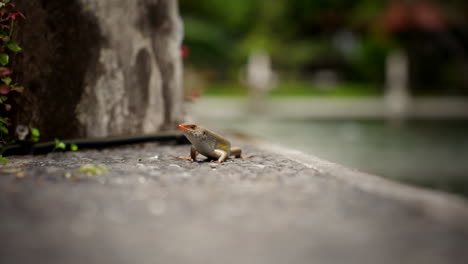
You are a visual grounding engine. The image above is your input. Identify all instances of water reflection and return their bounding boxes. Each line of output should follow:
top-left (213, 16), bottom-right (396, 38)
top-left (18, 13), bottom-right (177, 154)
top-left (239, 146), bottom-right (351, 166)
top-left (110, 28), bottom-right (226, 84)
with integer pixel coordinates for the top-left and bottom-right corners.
top-left (204, 117), bottom-right (468, 197)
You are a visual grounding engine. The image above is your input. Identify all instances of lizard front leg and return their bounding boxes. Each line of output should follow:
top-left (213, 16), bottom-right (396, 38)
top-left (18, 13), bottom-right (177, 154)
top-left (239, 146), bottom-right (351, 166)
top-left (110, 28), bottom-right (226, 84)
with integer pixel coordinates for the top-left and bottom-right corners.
top-left (176, 145), bottom-right (199, 161)
top-left (190, 146), bottom-right (199, 161)
top-left (213, 149), bottom-right (228, 163)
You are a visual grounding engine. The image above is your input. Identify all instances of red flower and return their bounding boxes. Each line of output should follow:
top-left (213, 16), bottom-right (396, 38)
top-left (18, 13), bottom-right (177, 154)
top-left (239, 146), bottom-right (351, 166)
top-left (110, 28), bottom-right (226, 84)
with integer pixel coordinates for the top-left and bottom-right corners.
top-left (181, 45), bottom-right (189, 59)
top-left (0, 67), bottom-right (12, 77)
top-left (0, 85), bottom-right (10, 95)
top-left (7, 11), bottom-right (25, 20)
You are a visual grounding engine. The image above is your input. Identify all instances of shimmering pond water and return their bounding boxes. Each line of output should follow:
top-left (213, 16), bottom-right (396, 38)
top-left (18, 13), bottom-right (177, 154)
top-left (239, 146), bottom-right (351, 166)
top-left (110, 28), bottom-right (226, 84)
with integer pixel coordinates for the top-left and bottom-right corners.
top-left (213, 118), bottom-right (468, 197)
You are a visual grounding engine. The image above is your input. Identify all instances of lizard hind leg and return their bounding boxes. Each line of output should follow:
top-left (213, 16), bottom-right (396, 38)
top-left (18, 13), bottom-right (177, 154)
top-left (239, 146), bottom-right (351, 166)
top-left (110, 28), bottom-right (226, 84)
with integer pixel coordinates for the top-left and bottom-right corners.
top-left (213, 149), bottom-right (228, 163)
top-left (230, 147), bottom-right (242, 158)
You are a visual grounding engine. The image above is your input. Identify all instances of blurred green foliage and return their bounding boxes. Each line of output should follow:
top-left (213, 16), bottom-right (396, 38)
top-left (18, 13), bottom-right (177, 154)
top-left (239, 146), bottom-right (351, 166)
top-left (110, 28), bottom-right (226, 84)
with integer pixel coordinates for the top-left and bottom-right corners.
top-left (202, 81), bottom-right (380, 97)
top-left (204, 81), bottom-right (382, 97)
top-left (181, 0), bottom-right (387, 73)
top-left (180, 0), bottom-right (468, 95)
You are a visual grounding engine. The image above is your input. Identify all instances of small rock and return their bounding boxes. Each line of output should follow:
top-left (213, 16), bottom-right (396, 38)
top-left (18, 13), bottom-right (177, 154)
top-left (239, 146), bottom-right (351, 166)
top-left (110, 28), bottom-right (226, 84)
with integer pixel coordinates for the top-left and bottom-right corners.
top-left (148, 155), bottom-right (160, 161)
top-left (64, 172), bottom-right (72, 179)
top-left (14, 171), bottom-right (25, 179)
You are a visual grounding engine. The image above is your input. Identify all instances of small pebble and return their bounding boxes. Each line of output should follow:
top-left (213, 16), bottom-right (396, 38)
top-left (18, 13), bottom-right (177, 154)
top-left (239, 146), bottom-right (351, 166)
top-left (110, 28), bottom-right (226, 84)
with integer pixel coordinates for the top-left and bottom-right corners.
top-left (15, 172), bottom-right (25, 179)
top-left (148, 155), bottom-right (160, 161)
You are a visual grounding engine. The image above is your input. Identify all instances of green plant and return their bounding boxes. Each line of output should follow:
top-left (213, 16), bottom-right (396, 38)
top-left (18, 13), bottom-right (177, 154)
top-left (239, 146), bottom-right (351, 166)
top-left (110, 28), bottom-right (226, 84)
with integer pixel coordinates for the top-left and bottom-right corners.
top-left (0, 154), bottom-right (7, 164)
top-left (53, 138), bottom-right (79, 152)
top-left (79, 164), bottom-right (108, 176)
top-left (0, 0), bottom-right (24, 149)
top-left (70, 144), bottom-right (78, 151)
top-left (0, 116), bottom-right (9, 145)
top-left (54, 138), bottom-right (66, 151)
top-left (29, 127), bottom-right (39, 142)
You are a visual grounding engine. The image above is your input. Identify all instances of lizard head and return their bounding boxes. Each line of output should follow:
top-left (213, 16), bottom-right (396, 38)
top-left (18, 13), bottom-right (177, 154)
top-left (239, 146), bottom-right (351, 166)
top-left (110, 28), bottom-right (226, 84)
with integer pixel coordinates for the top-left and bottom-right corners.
top-left (177, 123), bottom-right (205, 138)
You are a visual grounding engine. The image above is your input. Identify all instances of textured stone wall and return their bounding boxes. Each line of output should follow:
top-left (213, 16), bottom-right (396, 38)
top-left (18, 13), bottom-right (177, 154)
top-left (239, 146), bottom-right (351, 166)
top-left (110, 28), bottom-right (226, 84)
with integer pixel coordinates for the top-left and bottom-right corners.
top-left (11, 0), bottom-right (184, 140)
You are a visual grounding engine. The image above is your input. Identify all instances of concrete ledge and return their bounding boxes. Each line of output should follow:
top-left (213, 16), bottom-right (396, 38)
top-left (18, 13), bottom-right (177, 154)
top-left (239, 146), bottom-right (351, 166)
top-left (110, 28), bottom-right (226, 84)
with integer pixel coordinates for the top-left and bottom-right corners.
top-left (256, 140), bottom-right (468, 226)
top-left (1, 142), bottom-right (467, 264)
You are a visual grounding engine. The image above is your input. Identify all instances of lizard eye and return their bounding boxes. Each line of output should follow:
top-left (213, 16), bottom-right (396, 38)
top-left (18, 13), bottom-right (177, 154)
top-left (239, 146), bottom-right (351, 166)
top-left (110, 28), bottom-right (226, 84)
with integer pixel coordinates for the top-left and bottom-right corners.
top-left (189, 125), bottom-right (197, 129)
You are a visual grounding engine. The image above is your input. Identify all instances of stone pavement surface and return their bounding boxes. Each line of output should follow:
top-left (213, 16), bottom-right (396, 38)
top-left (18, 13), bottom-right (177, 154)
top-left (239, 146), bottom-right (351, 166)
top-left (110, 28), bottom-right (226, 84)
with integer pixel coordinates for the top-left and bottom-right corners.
top-left (1, 143), bottom-right (468, 264)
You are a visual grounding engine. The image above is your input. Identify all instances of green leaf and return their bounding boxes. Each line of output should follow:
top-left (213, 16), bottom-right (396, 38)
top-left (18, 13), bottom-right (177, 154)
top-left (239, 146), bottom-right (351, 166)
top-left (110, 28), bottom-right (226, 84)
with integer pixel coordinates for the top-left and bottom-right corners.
top-left (0, 125), bottom-right (8, 135)
top-left (70, 144), bottom-right (78, 151)
top-left (30, 127), bottom-right (40, 142)
top-left (0, 155), bottom-right (8, 165)
top-left (1, 76), bottom-right (11, 85)
top-left (6, 41), bottom-right (22, 52)
top-left (30, 127), bottom-right (40, 137)
top-left (0, 53), bottom-right (9, 66)
top-left (54, 138), bottom-right (66, 150)
top-left (11, 86), bottom-right (24, 93)
top-left (79, 164), bottom-right (108, 176)
top-left (0, 117), bottom-right (8, 124)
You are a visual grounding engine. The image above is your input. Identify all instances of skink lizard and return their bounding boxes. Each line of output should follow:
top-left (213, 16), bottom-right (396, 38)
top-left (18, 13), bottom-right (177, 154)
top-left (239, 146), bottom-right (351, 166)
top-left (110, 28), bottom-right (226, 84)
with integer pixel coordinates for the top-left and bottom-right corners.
top-left (177, 123), bottom-right (242, 163)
